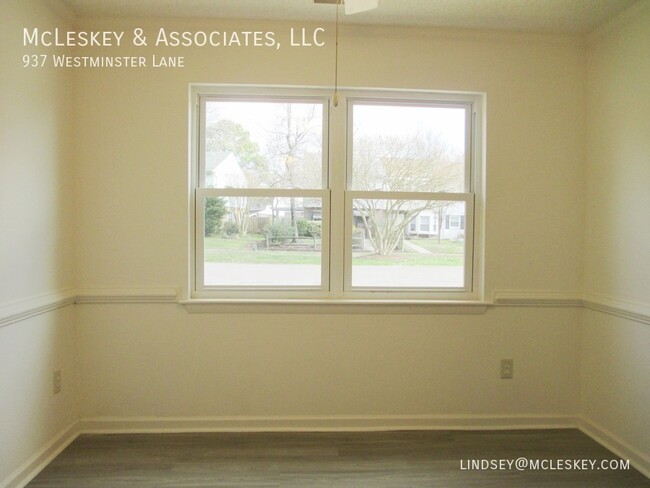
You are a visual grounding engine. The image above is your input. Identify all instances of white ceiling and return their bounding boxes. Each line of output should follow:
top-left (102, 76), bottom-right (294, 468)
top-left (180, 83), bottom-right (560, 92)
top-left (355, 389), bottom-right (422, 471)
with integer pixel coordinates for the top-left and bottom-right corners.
top-left (58, 0), bottom-right (639, 34)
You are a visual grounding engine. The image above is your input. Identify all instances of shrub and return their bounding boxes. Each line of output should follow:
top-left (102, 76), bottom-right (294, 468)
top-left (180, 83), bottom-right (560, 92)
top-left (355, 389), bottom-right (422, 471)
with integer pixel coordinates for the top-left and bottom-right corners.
top-left (296, 219), bottom-right (322, 237)
top-left (204, 197), bottom-right (227, 237)
top-left (222, 221), bottom-right (239, 237)
top-left (266, 221), bottom-right (295, 245)
top-left (296, 219), bottom-right (309, 237)
top-left (308, 221), bottom-right (322, 237)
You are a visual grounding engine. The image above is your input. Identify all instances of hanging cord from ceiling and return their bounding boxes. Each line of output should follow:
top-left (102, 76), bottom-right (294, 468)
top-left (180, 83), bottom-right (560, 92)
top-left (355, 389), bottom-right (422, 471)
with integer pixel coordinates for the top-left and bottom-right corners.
top-left (333, 0), bottom-right (340, 107)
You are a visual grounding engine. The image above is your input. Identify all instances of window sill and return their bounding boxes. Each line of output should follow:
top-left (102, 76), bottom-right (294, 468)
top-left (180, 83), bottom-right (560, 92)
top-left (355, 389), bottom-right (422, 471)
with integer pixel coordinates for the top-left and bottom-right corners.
top-left (180, 298), bottom-right (488, 315)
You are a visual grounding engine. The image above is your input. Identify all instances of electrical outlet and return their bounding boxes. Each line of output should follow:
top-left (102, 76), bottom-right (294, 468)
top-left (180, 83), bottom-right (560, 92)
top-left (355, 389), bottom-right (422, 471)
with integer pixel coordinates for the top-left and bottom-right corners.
top-left (500, 359), bottom-right (513, 379)
top-left (53, 370), bottom-right (62, 394)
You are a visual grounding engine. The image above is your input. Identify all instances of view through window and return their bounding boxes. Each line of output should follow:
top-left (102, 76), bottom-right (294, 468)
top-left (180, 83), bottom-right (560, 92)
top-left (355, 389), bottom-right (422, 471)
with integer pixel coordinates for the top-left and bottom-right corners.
top-left (192, 87), bottom-right (482, 299)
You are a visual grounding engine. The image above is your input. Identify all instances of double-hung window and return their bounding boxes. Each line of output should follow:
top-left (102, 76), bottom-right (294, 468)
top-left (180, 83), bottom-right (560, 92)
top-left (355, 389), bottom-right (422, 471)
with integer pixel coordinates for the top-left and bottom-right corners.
top-left (191, 86), bottom-right (483, 301)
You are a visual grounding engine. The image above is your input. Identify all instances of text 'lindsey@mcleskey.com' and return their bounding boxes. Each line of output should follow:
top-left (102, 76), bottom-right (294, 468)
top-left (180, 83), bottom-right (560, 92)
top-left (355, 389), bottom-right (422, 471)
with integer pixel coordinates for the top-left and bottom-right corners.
top-left (460, 458), bottom-right (631, 472)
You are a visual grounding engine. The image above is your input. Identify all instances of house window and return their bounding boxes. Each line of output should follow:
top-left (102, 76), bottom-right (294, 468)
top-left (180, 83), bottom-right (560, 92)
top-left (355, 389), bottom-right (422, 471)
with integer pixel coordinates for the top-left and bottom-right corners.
top-left (420, 216), bottom-right (431, 233)
top-left (431, 215), bottom-right (438, 234)
top-left (446, 215), bottom-right (464, 229)
top-left (191, 86), bottom-right (483, 300)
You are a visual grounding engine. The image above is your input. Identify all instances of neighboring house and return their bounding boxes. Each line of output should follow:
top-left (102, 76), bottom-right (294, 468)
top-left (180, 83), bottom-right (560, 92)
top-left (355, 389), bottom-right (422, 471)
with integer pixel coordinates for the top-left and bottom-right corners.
top-left (205, 151), bottom-right (247, 188)
top-left (256, 197), bottom-right (308, 220)
top-left (407, 203), bottom-right (465, 241)
top-left (352, 201), bottom-right (465, 243)
top-left (303, 198), bottom-right (322, 221)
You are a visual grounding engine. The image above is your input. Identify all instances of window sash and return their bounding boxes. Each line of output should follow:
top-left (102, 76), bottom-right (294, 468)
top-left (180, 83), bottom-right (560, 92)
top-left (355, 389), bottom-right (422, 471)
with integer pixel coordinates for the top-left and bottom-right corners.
top-left (198, 95), bottom-right (330, 191)
top-left (195, 188), bottom-right (331, 293)
top-left (343, 191), bottom-right (474, 294)
top-left (346, 98), bottom-right (473, 194)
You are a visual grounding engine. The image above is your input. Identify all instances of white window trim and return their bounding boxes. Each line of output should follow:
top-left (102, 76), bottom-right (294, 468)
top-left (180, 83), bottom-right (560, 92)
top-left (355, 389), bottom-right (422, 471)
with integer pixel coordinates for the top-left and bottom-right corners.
top-left (187, 85), bottom-right (485, 304)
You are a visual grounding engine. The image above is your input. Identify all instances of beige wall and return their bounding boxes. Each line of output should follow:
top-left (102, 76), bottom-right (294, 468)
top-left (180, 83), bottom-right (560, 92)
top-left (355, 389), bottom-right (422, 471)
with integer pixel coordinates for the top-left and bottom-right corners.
top-left (73, 19), bottom-right (587, 294)
top-left (0, 0), bottom-right (78, 483)
top-left (76, 305), bottom-right (581, 418)
top-left (582, 0), bottom-right (650, 464)
top-left (0, 308), bottom-right (78, 484)
top-left (71, 17), bottom-right (586, 420)
top-left (0, 0), bottom-right (75, 302)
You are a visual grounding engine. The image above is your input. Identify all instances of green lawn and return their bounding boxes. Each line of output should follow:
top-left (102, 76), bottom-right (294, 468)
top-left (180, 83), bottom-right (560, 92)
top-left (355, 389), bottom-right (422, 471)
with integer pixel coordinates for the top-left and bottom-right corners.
top-left (205, 234), bottom-right (320, 264)
top-left (407, 238), bottom-right (464, 254)
top-left (204, 235), bottom-right (463, 266)
top-left (205, 235), bottom-right (262, 250)
top-left (205, 249), bottom-right (321, 264)
top-left (353, 253), bottom-right (463, 266)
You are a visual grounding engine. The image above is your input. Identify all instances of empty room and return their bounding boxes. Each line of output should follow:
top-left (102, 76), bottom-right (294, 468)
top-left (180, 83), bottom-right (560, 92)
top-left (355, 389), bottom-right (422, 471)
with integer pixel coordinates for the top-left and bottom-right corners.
top-left (1, 0), bottom-right (649, 486)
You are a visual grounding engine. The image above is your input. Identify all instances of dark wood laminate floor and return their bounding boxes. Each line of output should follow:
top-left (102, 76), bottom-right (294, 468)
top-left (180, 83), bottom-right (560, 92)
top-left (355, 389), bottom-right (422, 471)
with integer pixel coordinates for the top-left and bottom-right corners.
top-left (28, 429), bottom-right (649, 487)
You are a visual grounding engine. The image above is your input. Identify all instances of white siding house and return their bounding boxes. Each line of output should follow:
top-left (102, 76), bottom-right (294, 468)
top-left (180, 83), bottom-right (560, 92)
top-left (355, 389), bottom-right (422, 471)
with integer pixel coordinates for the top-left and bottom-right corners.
top-left (205, 151), bottom-right (247, 188)
top-left (407, 203), bottom-right (465, 241)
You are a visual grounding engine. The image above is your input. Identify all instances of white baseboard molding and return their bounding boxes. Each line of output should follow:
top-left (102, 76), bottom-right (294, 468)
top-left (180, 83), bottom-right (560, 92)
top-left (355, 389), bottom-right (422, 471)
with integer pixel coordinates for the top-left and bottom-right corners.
top-left (579, 417), bottom-right (650, 479)
top-left (1, 422), bottom-right (79, 488)
top-left (77, 414), bottom-right (578, 434)
top-left (9, 415), bottom-right (650, 486)
top-left (0, 414), bottom-right (577, 487)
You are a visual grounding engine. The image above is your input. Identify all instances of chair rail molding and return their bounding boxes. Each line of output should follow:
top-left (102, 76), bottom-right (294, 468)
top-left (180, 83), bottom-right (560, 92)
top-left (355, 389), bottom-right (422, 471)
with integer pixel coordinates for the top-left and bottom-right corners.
top-left (75, 288), bottom-right (179, 304)
top-left (491, 290), bottom-right (583, 307)
top-left (3, 288), bottom-right (647, 325)
top-left (582, 293), bottom-right (650, 326)
top-left (0, 288), bottom-right (76, 329)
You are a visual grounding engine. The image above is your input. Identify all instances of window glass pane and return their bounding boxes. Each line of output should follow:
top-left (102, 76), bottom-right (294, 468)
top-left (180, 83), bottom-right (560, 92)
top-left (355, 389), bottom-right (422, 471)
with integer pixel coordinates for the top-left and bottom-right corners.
top-left (351, 199), bottom-right (465, 288)
top-left (204, 101), bottom-right (323, 189)
top-left (350, 104), bottom-right (466, 192)
top-left (203, 196), bottom-right (322, 287)
top-left (420, 216), bottom-right (430, 232)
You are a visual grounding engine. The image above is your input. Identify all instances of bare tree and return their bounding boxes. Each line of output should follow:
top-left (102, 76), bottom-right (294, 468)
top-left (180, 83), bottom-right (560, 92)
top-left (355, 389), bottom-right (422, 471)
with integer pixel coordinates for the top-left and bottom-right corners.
top-left (205, 119), bottom-right (265, 170)
top-left (266, 104), bottom-right (322, 239)
top-left (352, 133), bottom-right (463, 255)
top-left (229, 195), bottom-right (250, 236)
